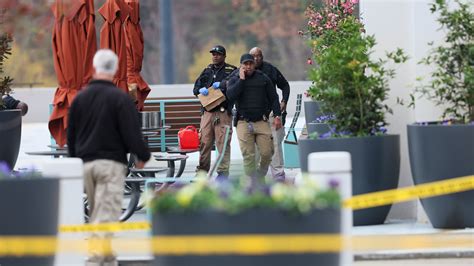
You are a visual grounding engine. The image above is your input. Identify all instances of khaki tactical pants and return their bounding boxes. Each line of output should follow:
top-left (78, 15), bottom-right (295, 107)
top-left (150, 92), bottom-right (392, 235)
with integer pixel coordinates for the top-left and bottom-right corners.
top-left (84, 160), bottom-right (126, 266)
top-left (198, 111), bottom-right (233, 175)
top-left (255, 116), bottom-right (286, 180)
top-left (236, 120), bottom-right (274, 178)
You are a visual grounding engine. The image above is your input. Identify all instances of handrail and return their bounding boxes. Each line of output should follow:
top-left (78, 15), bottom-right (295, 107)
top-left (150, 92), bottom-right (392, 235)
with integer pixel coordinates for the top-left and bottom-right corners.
top-left (144, 99), bottom-right (200, 104)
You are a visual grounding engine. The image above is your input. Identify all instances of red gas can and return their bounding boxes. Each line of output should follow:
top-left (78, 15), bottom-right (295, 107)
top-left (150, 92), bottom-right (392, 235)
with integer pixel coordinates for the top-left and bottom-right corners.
top-left (178, 126), bottom-right (200, 149)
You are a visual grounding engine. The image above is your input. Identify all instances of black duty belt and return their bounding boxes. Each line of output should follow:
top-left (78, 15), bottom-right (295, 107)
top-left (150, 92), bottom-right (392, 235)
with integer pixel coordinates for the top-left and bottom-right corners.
top-left (238, 116), bottom-right (265, 122)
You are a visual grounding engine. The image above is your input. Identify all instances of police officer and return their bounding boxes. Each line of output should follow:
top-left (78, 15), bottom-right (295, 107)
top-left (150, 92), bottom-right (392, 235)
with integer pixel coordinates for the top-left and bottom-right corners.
top-left (249, 47), bottom-right (290, 181)
top-left (226, 53), bottom-right (282, 181)
top-left (193, 45), bottom-right (236, 178)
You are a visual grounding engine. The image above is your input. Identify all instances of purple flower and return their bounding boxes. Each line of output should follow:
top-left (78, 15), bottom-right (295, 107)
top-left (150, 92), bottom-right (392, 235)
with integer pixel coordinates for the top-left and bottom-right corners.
top-left (0, 161), bottom-right (11, 176)
top-left (259, 185), bottom-right (272, 196)
top-left (320, 131), bottom-right (332, 139)
top-left (329, 179), bottom-right (339, 189)
top-left (313, 114), bottom-right (336, 123)
top-left (370, 127), bottom-right (387, 135)
top-left (441, 120), bottom-right (452, 126)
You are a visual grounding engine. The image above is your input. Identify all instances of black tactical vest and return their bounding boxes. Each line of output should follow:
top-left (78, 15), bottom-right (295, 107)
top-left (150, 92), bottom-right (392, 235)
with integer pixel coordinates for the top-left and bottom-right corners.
top-left (236, 71), bottom-right (271, 121)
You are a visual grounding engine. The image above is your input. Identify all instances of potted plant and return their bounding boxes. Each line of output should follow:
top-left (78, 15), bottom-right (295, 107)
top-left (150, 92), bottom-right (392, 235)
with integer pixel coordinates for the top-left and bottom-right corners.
top-left (0, 163), bottom-right (60, 266)
top-left (0, 32), bottom-right (22, 170)
top-left (407, 0), bottom-right (473, 229)
top-left (150, 177), bottom-right (341, 266)
top-left (300, 0), bottom-right (408, 225)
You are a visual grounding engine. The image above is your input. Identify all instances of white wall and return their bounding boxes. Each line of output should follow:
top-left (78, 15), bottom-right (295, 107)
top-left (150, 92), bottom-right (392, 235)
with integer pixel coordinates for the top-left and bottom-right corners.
top-left (361, 0), bottom-right (446, 222)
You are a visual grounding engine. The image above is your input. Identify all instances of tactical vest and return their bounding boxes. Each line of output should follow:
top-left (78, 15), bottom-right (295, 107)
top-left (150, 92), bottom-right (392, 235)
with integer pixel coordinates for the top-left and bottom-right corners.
top-left (236, 71), bottom-right (271, 121)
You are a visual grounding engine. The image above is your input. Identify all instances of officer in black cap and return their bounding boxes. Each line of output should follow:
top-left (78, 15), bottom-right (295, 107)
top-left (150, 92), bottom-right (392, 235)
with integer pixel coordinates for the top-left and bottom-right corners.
top-left (193, 45), bottom-right (237, 178)
top-left (226, 53), bottom-right (282, 182)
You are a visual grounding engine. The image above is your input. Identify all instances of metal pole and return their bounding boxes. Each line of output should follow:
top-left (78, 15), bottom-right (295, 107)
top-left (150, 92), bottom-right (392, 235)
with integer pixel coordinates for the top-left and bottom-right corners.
top-left (159, 0), bottom-right (175, 84)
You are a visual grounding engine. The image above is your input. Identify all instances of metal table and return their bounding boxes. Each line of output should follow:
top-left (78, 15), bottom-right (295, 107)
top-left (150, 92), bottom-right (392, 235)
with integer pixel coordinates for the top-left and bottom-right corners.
top-left (153, 154), bottom-right (189, 177)
top-left (25, 150), bottom-right (69, 158)
top-left (165, 147), bottom-right (199, 177)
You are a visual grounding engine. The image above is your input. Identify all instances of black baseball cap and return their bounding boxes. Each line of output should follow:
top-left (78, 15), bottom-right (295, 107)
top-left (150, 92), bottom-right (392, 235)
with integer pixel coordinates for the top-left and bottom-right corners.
top-left (209, 45), bottom-right (226, 55)
top-left (240, 53), bottom-right (255, 64)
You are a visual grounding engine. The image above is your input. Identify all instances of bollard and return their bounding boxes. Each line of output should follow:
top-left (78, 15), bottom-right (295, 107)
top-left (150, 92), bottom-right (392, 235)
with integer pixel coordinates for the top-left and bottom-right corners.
top-left (308, 151), bottom-right (353, 266)
top-left (41, 158), bottom-right (84, 225)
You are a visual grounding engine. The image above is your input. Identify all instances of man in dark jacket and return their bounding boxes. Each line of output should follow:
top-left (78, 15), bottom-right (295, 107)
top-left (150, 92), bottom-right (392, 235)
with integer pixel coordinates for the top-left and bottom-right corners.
top-left (193, 45), bottom-right (236, 178)
top-left (226, 53), bottom-right (282, 181)
top-left (67, 49), bottom-right (150, 266)
top-left (250, 47), bottom-right (290, 181)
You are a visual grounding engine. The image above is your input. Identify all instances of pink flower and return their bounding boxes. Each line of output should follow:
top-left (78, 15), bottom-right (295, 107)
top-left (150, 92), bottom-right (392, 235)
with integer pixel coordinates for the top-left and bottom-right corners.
top-left (307, 58), bottom-right (313, 65)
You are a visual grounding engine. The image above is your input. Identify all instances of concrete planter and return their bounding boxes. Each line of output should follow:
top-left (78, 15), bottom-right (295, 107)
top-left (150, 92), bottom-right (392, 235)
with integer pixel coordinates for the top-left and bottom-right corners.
top-left (304, 101), bottom-right (323, 127)
top-left (0, 178), bottom-right (60, 265)
top-left (0, 109), bottom-right (22, 169)
top-left (152, 208), bottom-right (341, 266)
top-left (298, 135), bottom-right (400, 225)
top-left (408, 124), bottom-right (474, 228)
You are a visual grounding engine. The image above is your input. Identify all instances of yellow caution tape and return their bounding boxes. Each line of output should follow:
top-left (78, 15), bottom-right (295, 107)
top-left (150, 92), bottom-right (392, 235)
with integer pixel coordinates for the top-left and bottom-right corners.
top-left (344, 175), bottom-right (474, 210)
top-left (152, 234), bottom-right (343, 255)
top-left (59, 221), bottom-right (150, 233)
top-left (0, 233), bottom-right (472, 256)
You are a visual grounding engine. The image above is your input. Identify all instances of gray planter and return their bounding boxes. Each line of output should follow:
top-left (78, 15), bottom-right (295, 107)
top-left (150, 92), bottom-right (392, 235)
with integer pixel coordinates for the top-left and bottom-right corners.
top-left (408, 124), bottom-right (474, 229)
top-left (0, 109), bottom-right (22, 169)
top-left (304, 101), bottom-right (323, 126)
top-left (152, 208), bottom-right (340, 266)
top-left (298, 135), bottom-right (400, 225)
top-left (0, 178), bottom-right (60, 266)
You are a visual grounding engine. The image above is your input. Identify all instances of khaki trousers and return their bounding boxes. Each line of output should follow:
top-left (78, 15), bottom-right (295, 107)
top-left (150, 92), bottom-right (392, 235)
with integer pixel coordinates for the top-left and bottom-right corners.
top-left (84, 160), bottom-right (126, 266)
top-left (236, 120), bottom-right (274, 178)
top-left (198, 111), bottom-right (233, 175)
top-left (269, 116), bottom-right (286, 179)
top-left (255, 116), bottom-right (286, 179)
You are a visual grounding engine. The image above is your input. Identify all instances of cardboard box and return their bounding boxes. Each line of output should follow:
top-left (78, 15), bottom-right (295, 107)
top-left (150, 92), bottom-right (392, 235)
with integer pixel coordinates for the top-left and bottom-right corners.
top-left (198, 87), bottom-right (226, 111)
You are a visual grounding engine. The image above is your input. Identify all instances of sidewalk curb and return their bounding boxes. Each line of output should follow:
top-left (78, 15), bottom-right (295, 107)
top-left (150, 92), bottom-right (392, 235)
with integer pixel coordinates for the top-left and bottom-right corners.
top-left (117, 251), bottom-right (474, 265)
top-left (355, 250), bottom-right (474, 261)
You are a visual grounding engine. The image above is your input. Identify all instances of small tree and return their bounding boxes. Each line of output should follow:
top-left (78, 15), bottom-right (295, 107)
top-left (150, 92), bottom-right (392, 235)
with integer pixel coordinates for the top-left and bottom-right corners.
top-left (302, 1), bottom-right (408, 137)
top-left (413, 0), bottom-right (474, 123)
top-left (0, 32), bottom-right (14, 109)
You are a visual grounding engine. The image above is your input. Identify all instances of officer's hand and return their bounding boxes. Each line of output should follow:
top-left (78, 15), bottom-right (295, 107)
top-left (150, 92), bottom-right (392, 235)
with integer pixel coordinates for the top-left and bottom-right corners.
top-left (273, 116), bottom-right (282, 130)
top-left (128, 83), bottom-right (138, 102)
top-left (239, 67), bottom-right (246, 80)
top-left (212, 82), bottom-right (220, 89)
top-left (280, 101), bottom-right (287, 112)
top-left (199, 87), bottom-right (209, 96)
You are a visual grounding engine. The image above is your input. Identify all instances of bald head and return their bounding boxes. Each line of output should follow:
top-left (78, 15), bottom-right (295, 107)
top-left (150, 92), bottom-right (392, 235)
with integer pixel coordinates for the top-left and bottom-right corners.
top-left (249, 47), bottom-right (263, 68)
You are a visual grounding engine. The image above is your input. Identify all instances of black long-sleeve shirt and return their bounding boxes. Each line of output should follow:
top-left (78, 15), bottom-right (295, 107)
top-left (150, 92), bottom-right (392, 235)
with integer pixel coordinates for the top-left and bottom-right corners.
top-left (67, 80), bottom-right (150, 165)
top-left (227, 70), bottom-right (281, 121)
top-left (257, 61), bottom-right (290, 103)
